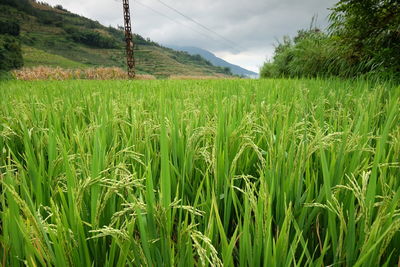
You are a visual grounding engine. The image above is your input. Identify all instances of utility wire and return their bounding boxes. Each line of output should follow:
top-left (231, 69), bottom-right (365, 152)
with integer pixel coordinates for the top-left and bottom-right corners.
top-left (153, 0), bottom-right (243, 51)
top-left (135, 0), bottom-right (214, 41)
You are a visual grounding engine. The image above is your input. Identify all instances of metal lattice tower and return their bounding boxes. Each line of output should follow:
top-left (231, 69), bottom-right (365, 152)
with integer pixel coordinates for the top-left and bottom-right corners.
top-left (122, 0), bottom-right (135, 78)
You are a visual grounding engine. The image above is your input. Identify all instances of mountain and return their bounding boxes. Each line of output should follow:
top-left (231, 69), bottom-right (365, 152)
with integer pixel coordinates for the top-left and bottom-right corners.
top-left (0, 0), bottom-right (233, 78)
top-left (167, 45), bottom-right (258, 78)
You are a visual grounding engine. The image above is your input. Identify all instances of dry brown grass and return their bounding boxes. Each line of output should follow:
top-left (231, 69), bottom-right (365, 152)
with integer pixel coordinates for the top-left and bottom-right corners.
top-left (12, 66), bottom-right (156, 81)
top-left (168, 74), bottom-right (236, 80)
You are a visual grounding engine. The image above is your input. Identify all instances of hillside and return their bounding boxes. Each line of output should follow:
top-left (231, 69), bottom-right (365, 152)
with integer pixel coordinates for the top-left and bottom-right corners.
top-left (169, 45), bottom-right (259, 78)
top-left (0, 0), bottom-right (233, 78)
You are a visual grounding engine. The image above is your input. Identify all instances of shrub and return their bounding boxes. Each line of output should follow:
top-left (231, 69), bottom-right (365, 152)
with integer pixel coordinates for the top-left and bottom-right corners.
top-left (330, 0), bottom-right (400, 74)
top-left (0, 22), bottom-right (23, 71)
top-left (54, 4), bottom-right (67, 12)
top-left (259, 62), bottom-right (277, 78)
top-left (0, 19), bottom-right (20, 36)
top-left (0, 0), bottom-right (35, 14)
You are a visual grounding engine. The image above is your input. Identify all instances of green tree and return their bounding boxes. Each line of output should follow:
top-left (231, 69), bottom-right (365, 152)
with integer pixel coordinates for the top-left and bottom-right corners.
top-left (0, 35), bottom-right (23, 71)
top-left (0, 0), bottom-right (34, 14)
top-left (0, 19), bottom-right (23, 71)
top-left (0, 19), bottom-right (20, 36)
top-left (329, 0), bottom-right (400, 73)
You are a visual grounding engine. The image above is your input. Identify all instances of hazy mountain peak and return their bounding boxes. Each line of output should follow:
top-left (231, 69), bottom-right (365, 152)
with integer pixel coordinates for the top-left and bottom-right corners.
top-left (167, 45), bottom-right (259, 78)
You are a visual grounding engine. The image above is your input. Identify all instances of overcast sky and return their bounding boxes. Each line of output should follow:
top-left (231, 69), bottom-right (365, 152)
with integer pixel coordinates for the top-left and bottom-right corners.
top-left (43, 0), bottom-right (337, 73)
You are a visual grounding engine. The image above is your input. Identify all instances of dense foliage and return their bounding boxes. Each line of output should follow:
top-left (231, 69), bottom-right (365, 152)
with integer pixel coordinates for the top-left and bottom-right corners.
top-left (0, 0), bottom-right (34, 14)
top-left (0, 19), bottom-right (23, 71)
top-left (330, 0), bottom-right (400, 75)
top-left (0, 19), bottom-right (20, 36)
top-left (1, 79), bottom-right (399, 266)
top-left (261, 0), bottom-right (400, 79)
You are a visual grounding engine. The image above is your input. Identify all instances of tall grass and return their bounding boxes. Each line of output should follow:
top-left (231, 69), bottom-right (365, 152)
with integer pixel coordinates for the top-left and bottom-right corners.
top-left (0, 79), bottom-right (399, 266)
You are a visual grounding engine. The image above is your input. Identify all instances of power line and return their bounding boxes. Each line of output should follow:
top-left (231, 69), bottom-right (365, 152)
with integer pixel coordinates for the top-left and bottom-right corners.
top-left (135, 0), bottom-right (213, 41)
top-left (153, 0), bottom-right (243, 52)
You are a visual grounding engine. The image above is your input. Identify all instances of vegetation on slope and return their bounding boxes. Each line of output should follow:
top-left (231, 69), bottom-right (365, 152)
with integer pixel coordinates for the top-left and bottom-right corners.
top-left (261, 0), bottom-right (400, 80)
top-left (1, 79), bottom-right (399, 266)
top-left (22, 46), bottom-right (86, 68)
top-left (0, 0), bottom-right (233, 77)
top-left (0, 18), bottom-right (23, 71)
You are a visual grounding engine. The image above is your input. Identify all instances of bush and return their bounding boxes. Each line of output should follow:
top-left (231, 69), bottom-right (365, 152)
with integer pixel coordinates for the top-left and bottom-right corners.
top-left (330, 0), bottom-right (400, 74)
top-left (260, 62), bottom-right (277, 78)
top-left (0, 35), bottom-right (23, 71)
top-left (0, 70), bottom-right (14, 80)
top-left (0, 19), bottom-right (20, 36)
top-left (0, 19), bottom-right (23, 71)
top-left (0, 0), bottom-right (34, 14)
top-left (54, 5), bottom-right (68, 12)
top-left (221, 66), bottom-right (232, 75)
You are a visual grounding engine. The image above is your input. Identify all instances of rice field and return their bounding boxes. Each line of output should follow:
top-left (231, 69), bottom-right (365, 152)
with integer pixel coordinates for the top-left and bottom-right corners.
top-left (0, 79), bottom-right (399, 266)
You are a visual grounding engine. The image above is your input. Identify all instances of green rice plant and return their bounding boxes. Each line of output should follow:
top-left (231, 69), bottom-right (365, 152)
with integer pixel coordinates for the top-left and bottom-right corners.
top-left (0, 78), bottom-right (399, 266)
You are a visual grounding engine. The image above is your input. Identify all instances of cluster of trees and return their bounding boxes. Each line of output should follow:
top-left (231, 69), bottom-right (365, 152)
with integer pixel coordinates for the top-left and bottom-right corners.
top-left (0, 19), bottom-right (23, 71)
top-left (0, 0), bottom-right (34, 14)
top-left (0, 0), bottom-right (61, 27)
top-left (261, 0), bottom-right (400, 79)
top-left (64, 26), bottom-right (119, 49)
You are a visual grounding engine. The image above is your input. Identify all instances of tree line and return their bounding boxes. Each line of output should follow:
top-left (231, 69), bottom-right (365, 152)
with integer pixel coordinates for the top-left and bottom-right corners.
top-left (261, 0), bottom-right (400, 80)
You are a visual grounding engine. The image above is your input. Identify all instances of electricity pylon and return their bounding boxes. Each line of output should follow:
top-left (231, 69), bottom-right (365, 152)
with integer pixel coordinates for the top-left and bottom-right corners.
top-left (122, 0), bottom-right (135, 78)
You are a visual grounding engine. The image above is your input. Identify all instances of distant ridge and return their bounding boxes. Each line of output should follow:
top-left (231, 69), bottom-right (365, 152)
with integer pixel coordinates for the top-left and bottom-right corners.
top-left (167, 45), bottom-right (259, 78)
